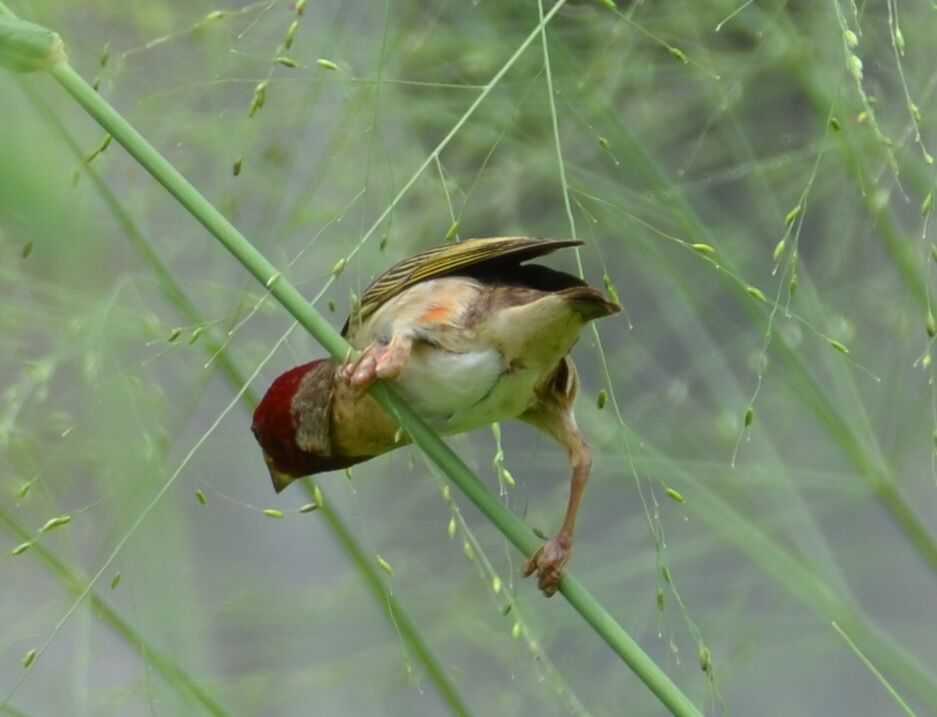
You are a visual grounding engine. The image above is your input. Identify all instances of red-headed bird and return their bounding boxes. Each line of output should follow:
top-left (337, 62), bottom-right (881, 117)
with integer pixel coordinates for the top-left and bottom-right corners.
top-left (251, 237), bottom-right (620, 595)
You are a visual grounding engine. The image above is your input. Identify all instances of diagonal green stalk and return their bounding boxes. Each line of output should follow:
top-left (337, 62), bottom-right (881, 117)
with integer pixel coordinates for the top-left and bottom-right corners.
top-left (11, 70), bottom-right (473, 717)
top-left (0, 510), bottom-right (229, 716)
top-left (0, 14), bottom-right (704, 717)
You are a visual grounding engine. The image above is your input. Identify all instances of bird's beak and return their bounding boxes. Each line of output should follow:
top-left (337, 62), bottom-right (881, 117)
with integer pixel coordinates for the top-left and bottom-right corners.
top-left (264, 452), bottom-right (295, 494)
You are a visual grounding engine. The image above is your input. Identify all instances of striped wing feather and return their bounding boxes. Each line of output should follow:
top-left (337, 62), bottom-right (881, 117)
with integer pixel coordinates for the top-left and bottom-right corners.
top-left (343, 236), bottom-right (582, 336)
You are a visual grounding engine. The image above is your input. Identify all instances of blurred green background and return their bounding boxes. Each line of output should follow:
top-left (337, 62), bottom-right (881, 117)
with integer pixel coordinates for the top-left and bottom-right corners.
top-left (2, 1), bottom-right (937, 715)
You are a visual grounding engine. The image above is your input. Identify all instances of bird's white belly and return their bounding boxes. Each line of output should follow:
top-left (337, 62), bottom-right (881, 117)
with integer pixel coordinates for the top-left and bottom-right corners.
top-left (392, 346), bottom-right (538, 432)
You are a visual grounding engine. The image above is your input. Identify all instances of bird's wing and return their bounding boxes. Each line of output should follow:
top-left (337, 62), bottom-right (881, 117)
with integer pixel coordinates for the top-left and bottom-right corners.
top-left (343, 236), bottom-right (582, 336)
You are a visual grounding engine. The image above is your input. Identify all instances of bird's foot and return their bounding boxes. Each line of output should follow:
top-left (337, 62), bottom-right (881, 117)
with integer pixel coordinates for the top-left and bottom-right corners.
top-left (522, 532), bottom-right (573, 597)
top-left (340, 344), bottom-right (381, 389)
top-left (340, 340), bottom-right (408, 391)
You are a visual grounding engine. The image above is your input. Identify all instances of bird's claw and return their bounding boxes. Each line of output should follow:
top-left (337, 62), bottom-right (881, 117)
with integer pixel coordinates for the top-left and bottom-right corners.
top-left (522, 533), bottom-right (573, 597)
top-left (340, 340), bottom-right (409, 391)
top-left (340, 347), bottom-right (381, 390)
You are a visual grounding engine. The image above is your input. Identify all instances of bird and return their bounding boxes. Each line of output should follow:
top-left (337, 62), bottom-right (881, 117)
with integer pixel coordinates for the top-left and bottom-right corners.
top-left (251, 236), bottom-right (620, 595)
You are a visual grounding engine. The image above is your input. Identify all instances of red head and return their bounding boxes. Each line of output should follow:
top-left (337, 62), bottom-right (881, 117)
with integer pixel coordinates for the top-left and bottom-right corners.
top-left (253, 359), bottom-right (365, 492)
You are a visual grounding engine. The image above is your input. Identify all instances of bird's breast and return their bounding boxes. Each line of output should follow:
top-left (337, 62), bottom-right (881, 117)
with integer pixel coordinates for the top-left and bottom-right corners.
top-left (392, 345), bottom-right (539, 432)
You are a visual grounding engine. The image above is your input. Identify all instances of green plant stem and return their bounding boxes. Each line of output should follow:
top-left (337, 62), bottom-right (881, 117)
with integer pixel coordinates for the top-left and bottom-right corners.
top-left (12, 72), bottom-right (473, 717)
top-left (4, 31), bottom-right (706, 717)
top-left (831, 621), bottom-right (919, 717)
top-left (315, 485), bottom-right (473, 717)
top-left (15, 78), bottom-right (255, 405)
top-left (0, 510), bottom-right (229, 717)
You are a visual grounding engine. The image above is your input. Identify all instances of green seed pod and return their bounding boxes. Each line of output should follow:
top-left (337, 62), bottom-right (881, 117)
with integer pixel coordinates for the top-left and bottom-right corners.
top-left (499, 467), bottom-right (516, 488)
top-left (275, 56), bottom-right (298, 69)
top-left (598, 136), bottom-right (610, 150)
top-left (295, 0), bottom-right (309, 15)
top-left (299, 503), bottom-right (318, 513)
top-left (828, 338), bottom-right (849, 354)
top-left (669, 47), bottom-right (688, 64)
top-left (927, 310), bottom-right (936, 338)
top-left (923, 353), bottom-right (932, 369)
top-left (168, 328), bottom-right (182, 342)
top-left (40, 515), bottom-right (71, 533)
top-left (844, 30), bottom-right (859, 48)
top-left (263, 508), bottom-right (285, 519)
top-left (665, 487), bottom-right (684, 503)
top-left (21, 648), bottom-right (37, 669)
top-left (746, 286), bottom-right (767, 302)
top-left (84, 133), bottom-right (112, 164)
top-left (829, 117), bottom-right (842, 132)
top-left (17, 481), bottom-right (32, 499)
top-left (195, 489), bottom-right (207, 506)
top-left (111, 572), bottom-right (122, 589)
top-left (463, 542), bottom-right (475, 562)
top-left (187, 326), bottom-right (205, 344)
top-left (744, 405), bottom-right (754, 427)
top-left (922, 192), bottom-right (933, 216)
top-left (285, 20), bottom-right (299, 49)
top-left (848, 54), bottom-right (863, 82)
top-left (21, 239), bottom-right (34, 258)
top-left (784, 205), bottom-right (802, 225)
top-left (0, 16), bottom-right (67, 73)
top-left (894, 27), bottom-right (905, 52)
top-left (377, 555), bottom-right (393, 575)
top-left (772, 238), bottom-right (786, 262)
top-left (232, 156), bottom-right (242, 176)
top-left (448, 517), bottom-right (457, 539)
top-left (597, 389), bottom-right (608, 409)
top-left (445, 221), bottom-right (460, 242)
top-left (656, 587), bottom-right (665, 611)
top-left (512, 622), bottom-right (522, 639)
top-left (313, 485), bottom-right (324, 508)
top-left (789, 275), bottom-right (798, 296)
top-left (661, 566), bottom-right (672, 584)
top-left (248, 80), bottom-right (268, 118)
top-left (332, 257), bottom-right (346, 276)
top-left (317, 58), bottom-right (339, 71)
top-left (11, 542), bottom-right (30, 556)
top-left (690, 243), bottom-right (715, 256)
top-left (492, 576), bottom-right (502, 594)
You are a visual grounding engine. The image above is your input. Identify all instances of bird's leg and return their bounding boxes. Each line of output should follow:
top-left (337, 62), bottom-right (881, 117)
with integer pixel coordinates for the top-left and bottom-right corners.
top-left (521, 421), bottom-right (591, 596)
top-left (518, 357), bottom-right (592, 596)
top-left (341, 334), bottom-right (413, 390)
